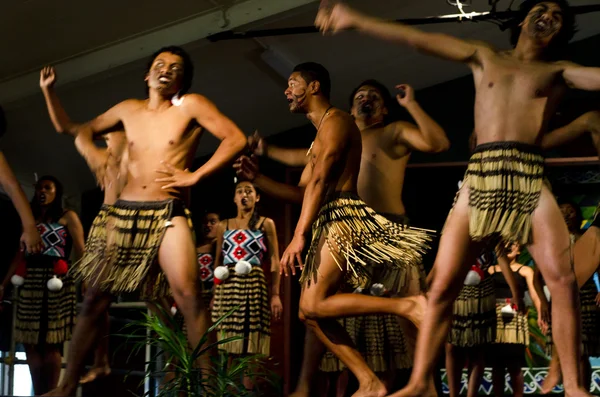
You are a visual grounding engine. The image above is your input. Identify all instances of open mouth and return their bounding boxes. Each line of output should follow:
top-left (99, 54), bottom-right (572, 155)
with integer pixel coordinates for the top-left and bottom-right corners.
top-left (158, 75), bottom-right (172, 84)
top-left (241, 198), bottom-right (248, 205)
top-left (534, 19), bottom-right (550, 32)
top-left (359, 102), bottom-right (374, 114)
top-left (39, 193), bottom-right (47, 202)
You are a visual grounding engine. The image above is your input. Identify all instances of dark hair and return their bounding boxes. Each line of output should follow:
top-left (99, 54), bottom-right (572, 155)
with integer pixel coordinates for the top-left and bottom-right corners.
top-left (509, 0), bottom-right (576, 58)
top-left (234, 181), bottom-right (261, 230)
top-left (31, 175), bottom-right (65, 224)
top-left (293, 62), bottom-right (331, 99)
top-left (557, 197), bottom-right (583, 229)
top-left (348, 79), bottom-right (403, 125)
top-left (145, 46), bottom-right (194, 96)
top-left (0, 106), bottom-right (6, 139)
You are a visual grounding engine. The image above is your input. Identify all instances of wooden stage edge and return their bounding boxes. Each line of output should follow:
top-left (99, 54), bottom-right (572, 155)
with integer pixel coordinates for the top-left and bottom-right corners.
top-left (407, 156), bottom-right (600, 168)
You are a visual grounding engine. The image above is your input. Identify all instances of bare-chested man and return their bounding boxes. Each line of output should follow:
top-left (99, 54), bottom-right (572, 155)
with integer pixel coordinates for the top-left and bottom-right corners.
top-left (316, 0), bottom-right (600, 395)
top-left (40, 65), bottom-right (127, 384)
top-left (238, 80), bottom-right (449, 395)
top-left (44, 45), bottom-right (246, 396)
top-left (269, 62), bottom-right (433, 397)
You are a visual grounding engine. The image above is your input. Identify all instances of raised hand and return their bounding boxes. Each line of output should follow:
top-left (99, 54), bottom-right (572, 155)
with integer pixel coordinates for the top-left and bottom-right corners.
top-left (233, 155), bottom-right (259, 182)
top-left (315, 1), bottom-right (359, 35)
top-left (395, 84), bottom-right (415, 107)
top-left (40, 66), bottom-right (57, 89)
top-left (248, 131), bottom-right (267, 156)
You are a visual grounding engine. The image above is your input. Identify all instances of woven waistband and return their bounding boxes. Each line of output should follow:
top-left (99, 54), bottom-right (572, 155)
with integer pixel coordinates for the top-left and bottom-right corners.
top-left (472, 141), bottom-right (543, 156)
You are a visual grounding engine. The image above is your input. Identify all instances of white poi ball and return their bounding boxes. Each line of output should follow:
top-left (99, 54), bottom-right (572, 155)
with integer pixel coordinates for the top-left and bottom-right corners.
top-left (353, 287), bottom-right (364, 294)
top-left (369, 283), bottom-right (385, 296)
top-left (458, 180), bottom-right (463, 189)
top-left (10, 274), bottom-right (24, 286)
top-left (171, 305), bottom-right (178, 316)
top-left (47, 276), bottom-right (63, 291)
top-left (464, 266), bottom-right (483, 286)
top-left (234, 260), bottom-right (252, 275)
top-left (500, 303), bottom-right (516, 315)
top-left (214, 266), bottom-right (230, 281)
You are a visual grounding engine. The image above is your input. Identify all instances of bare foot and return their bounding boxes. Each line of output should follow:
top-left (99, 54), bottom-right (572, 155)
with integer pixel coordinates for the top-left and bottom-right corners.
top-left (564, 387), bottom-right (593, 397)
top-left (401, 295), bottom-right (427, 329)
top-left (80, 365), bottom-right (111, 384)
top-left (540, 368), bottom-right (561, 394)
top-left (42, 385), bottom-right (76, 396)
top-left (351, 379), bottom-right (387, 397)
top-left (288, 391), bottom-right (310, 397)
top-left (386, 381), bottom-right (434, 397)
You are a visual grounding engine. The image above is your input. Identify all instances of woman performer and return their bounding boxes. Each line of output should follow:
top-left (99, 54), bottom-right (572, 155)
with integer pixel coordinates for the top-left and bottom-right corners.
top-left (212, 181), bottom-right (282, 390)
top-left (9, 176), bottom-right (84, 394)
top-left (488, 242), bottom-right (544, 397)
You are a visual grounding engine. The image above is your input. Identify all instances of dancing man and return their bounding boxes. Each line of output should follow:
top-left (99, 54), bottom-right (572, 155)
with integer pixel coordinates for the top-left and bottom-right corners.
top-left (267, 62), bottom-right (433, 397)
top-left (316, 1), bottom-right (600, 395)
top-left (239, 80), bottom-right (448, 395)
top-left (45, 45), bottom-right (246, 396)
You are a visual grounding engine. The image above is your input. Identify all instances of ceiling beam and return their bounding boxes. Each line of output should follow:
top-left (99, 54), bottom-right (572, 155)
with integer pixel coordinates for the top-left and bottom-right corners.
top-left (0, 0), bottom-right (318, 104)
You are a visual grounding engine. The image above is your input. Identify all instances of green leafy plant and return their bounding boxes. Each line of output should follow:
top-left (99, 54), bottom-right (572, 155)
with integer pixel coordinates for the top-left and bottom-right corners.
top-left (118, 305), bottom-right (280, 396)
top-left (525, 306), bottom-right (550, 368)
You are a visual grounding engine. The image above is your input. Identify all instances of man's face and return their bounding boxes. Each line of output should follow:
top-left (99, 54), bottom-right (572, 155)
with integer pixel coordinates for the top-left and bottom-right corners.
top-left (284, 72), bottom-right (310, 114)
top-left (522, 2), bottom-right (564, 47)
top-left (146, 52), bottom-right (185, 96)
top-left (351, 85), bottom-right (387, 124)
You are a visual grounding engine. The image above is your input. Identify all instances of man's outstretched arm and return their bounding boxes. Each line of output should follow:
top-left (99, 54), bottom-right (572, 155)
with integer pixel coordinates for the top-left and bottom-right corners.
top-left (315, 2), bottom-right (488, 65)
top-left (249, 132), bottom-right (310, 167)
top-left (541, 111), bottom-right (600, 150)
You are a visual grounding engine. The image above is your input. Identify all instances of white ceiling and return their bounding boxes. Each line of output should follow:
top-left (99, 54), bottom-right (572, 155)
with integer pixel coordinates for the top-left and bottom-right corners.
top-left (2, 0), bottom-right (600, 201)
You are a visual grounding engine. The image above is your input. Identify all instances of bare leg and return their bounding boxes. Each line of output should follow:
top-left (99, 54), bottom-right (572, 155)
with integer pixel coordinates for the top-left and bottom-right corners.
top-left (42, 288), bottom-right (113, 396)
top-left (300, 237), bottom-right (387, 397)
top-left (389, 187), bottom-right (481, 397)
top-left (289, 329), bottom-right (326, 397)
top-left (43, 345), bottom-right (63, 393)
top-left (445, 343), bottom-right (465, 397)
top-left (25, 344), bottom-right (43, 395)
top-left (574, 226), bottom-right (600, 288)
top-left (580, 355), bottom-right (591, 391)
top-left (541, 350), bottom-right (561, 394)
top-left (508, 364), bottom-right (524, 397)
top-left (157, 217), bottom-right (211, 364)
top-left (80, 311), bottom-right (111, 384)
top-left (336, 369), bottom-right (350, 397)
top-left (491, 362), bottom-right (505, 397)
top-left (466, 348), bottom-right (485, 397)
top-left (527, 185), bottom-right (590, 396)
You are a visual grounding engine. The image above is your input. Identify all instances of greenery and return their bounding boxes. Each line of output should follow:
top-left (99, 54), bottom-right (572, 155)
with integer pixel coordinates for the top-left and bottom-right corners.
top-left (525, 306), bottom-right (550, 368)
top-left (119, 306), bottom-right (281, 396)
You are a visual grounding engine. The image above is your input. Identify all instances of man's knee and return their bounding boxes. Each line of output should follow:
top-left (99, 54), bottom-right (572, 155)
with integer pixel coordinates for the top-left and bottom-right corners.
top-left (544, 267), bottom-right (577, 289)
top-left (171, 282), bottom-right (200, 308)
top-left (81, 290), bottom-right (111, 317)
top-left (299, 298), bottom-right (321, 320)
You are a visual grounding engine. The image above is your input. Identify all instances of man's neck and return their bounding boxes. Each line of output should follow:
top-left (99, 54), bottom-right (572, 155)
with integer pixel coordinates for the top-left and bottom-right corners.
top-left (355, 116), bottom-right (384, 131)
top-left (306, 97), bottom-right (333, 129)
top-left (513, 35), bottom-right (549, 62)
top-left (147, 90), bottom-right (174, 110)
